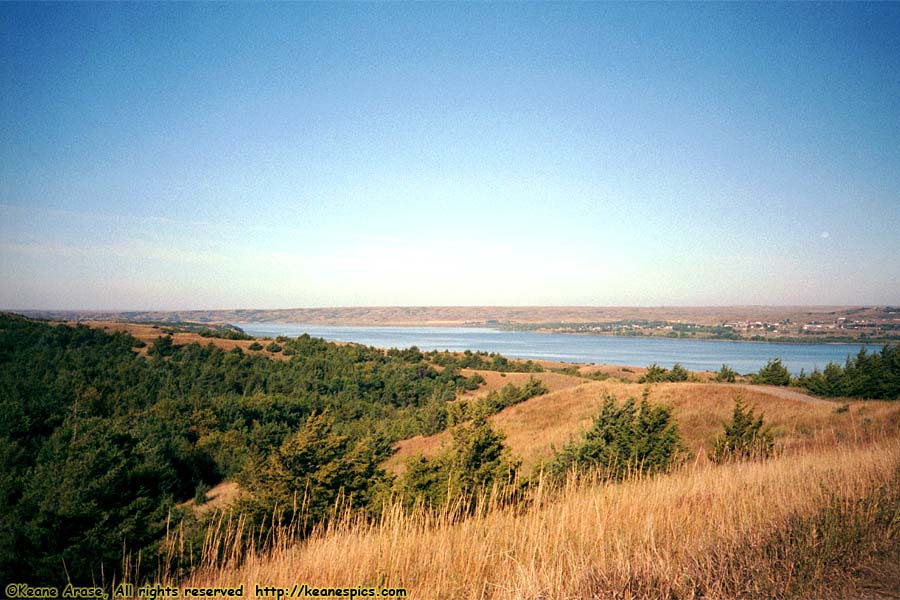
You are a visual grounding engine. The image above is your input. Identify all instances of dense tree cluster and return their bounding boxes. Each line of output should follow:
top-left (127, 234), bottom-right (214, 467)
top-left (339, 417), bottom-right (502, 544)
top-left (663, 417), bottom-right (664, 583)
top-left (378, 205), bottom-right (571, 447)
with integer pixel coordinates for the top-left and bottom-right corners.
top-left (0, 314), bottom-right (485, 586)
top-left (796, 346), bottom-right (900, 399)
top-left (427, 349), bottom-right (544, 372)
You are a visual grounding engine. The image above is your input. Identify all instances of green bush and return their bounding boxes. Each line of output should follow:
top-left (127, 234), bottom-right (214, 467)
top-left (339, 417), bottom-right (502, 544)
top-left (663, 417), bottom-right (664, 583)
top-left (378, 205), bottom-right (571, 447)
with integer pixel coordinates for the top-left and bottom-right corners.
top-left (751, 358), bottom-right (791, 386)
top-left (399, 417), bottom-right (520, 509)
top-left (544, 394), bottom-right (682, 484)
top-left (448, 378), bottom-right (548, 425)
top-left (248, 341), bottom-right (263, 351)
top-left (669, 362), bottom-right (689, 381)
top-left (714, 364), bottom-right (738, 383)
top-left (237, 412), bottom-right (390, 533)
top-left (265, 341), bottom-right (283, 353)
top-left (427, 349), bottom-right (544, 373)
top-left (711, 397), bottom-right (774, 462)
top-left (638, 362), bottom-right (689, 383)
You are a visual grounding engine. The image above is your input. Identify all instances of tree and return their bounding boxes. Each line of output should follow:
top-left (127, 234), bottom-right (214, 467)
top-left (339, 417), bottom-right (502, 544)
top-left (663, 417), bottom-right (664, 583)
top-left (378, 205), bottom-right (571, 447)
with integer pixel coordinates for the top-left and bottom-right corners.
top-left (711, 397), bottom-right (774, 462)
top-left (638, 363), bottom-right (669, 383)
top-left (752, 358), bottom-right (791, 386)
top-left (248, 341), bottom-right (263, 351)
top-left (238, 412), bottom-right (389, 533)
top-left (669, 362), bottom-right (689, 381)
top-left (399, 417), bottom-right (520, 509)
top-left (639, 363), bottom-right (690, 383)
top-left (148, 335), bottom-right (175, 358)
top-left (544, 394), bottom-right (682, 484)
top-left (714, 364), bottom-right (737, 383)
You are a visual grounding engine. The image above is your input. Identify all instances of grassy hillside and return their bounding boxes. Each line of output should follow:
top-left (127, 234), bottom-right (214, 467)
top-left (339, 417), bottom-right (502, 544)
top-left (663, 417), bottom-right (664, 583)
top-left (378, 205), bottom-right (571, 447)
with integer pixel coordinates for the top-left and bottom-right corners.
top-left (173, 438), bottom-right (900, 599)
top-left (391, 377), bottom-right (900, 472)
top-left (165, 370), bottom-right (900, 598)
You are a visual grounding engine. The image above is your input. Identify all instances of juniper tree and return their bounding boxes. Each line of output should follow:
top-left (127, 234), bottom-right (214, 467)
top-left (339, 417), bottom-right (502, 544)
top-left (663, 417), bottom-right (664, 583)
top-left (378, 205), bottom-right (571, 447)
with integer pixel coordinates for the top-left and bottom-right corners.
top-left (711, 397), bottom-right (774, 462)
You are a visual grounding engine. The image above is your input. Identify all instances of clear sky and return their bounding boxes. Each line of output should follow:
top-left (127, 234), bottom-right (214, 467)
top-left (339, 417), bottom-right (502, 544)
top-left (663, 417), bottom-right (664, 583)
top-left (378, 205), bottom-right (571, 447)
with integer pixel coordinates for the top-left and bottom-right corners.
top-left (2, 2), bottom-right (899, 310)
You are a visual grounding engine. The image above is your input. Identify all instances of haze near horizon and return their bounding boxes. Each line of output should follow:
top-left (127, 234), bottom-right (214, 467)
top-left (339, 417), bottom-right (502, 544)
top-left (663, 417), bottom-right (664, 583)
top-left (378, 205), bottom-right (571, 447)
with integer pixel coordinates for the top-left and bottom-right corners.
top-left (2, 3), bottom-right (899, 310)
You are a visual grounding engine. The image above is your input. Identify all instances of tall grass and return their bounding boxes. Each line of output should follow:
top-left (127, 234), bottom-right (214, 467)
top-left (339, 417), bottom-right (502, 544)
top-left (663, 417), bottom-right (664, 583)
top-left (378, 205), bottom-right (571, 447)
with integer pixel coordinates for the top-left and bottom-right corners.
top-left (164, 437), bottom-right (900, 599)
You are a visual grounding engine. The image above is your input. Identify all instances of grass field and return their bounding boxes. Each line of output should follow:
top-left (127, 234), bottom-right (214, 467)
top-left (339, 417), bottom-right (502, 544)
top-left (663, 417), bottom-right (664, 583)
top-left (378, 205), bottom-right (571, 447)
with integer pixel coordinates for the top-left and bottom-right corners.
top-left (389, 375), bottom-right (900, 473)
top-left (156, 370), bottom-right (900, 599)
top-left (170, 436), bottom-right (900, 599)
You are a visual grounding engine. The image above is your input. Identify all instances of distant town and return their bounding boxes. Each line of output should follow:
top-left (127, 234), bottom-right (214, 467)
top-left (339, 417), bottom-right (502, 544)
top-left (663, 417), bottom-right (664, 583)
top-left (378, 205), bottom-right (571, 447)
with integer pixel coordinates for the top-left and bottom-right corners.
top-left (498, 307), bottom-right (900, 344)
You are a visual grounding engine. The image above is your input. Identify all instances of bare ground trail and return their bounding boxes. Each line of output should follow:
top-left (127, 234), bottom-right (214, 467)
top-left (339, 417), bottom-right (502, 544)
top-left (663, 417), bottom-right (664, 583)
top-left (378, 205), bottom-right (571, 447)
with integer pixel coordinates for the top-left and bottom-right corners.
top-left (732, 383), bottom-right (835, 406)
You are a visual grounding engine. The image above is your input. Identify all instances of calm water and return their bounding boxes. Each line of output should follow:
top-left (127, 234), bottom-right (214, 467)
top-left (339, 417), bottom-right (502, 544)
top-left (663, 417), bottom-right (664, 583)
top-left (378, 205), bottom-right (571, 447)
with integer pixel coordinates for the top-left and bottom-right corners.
top-left (235, 323), bottom-right (873, 375)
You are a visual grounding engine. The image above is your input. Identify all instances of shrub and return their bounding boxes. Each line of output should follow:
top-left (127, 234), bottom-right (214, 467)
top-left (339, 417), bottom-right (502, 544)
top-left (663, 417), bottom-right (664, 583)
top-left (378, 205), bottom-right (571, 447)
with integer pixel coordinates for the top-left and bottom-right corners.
top-left (752, 358), bottom-right (791, 386)
top-left (544, 394), bottom-right (682, 484)
top-left (669, 362), bottom-right (689, 381)
top-left (399, 417), bottom-right (520, 509)
top-left (248, 341), bottom-right (263, 351)
top-left (798, 346), bottom-right (900, 400)
top-left (193, 481), bottom-right (211, 505)
top-left (639, 362), bottom-right (690, 383)
top-left (714, 364), bottom-right (738, 383)
top-left (711, 397), bottom-right (774, 462)
top-left (265, 342), bottom-right (282, 353)
top-left (238, 412), bottom-right (389, 533)
top-left (639, 363), bottom-right (669, 383)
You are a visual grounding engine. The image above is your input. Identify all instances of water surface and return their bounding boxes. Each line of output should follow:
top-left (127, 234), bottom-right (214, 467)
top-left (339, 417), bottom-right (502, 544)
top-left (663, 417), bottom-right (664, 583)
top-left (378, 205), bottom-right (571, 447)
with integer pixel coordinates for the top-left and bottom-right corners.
top-left (235, 323), bottom-right (875, 375)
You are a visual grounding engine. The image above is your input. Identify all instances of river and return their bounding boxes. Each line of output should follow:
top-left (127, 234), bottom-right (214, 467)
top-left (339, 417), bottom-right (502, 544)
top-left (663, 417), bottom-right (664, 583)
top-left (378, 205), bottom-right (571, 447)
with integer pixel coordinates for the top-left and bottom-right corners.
top-left (232, 323), bottom-right (881, 375)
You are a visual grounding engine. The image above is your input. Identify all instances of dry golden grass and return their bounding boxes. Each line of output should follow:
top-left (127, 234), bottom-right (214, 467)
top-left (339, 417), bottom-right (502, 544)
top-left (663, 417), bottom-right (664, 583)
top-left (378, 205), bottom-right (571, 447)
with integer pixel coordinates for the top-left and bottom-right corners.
top-left (390, 380), bottom-right (900, 473)
top-left (458, 369), bottom-right (587, 398)
top-left (179, 481), bottom-right (244, 516)
top-left (386, 370), bottom-right (588, 475)
top-left (172, 437), bottom-right (900, 599)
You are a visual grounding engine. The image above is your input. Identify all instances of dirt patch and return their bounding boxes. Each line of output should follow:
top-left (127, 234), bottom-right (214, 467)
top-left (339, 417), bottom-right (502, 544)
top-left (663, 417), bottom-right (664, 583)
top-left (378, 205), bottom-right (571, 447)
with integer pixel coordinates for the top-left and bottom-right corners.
top-left (179, 481), bottom-right (242, 515)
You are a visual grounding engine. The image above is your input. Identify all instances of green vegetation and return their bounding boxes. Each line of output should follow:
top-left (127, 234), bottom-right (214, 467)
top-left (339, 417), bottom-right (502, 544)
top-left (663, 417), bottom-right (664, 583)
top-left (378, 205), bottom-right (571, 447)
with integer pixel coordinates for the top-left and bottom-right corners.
top-left (714, 364), bottom-right (738, 383)
top-left (451, 377), bottom-right (548, 423)
top-left (543, 394), bottom-right (682, 484)
top-left (672, 323), bottom-right (741, 339)
top-left (752, 358), bottom-right (791, 386)
top-left (248, 341), bottom-right (263, 351)
top-left (0, 314), bottom-right (487, 586)
top-left (427, 349), bottom-right (544, 372)
top-left (711, 398), bottom-right (774, 463)
top-left (795, 345), bottom-right (900, 399)
top-left (399, 418), bottom-right (520, 510)
top-left (638, 362), bottom-right (689, 383)
top-left (237, 412), bottom-right (391, 534)
top-left (197, 327), bottom-right (254, 341)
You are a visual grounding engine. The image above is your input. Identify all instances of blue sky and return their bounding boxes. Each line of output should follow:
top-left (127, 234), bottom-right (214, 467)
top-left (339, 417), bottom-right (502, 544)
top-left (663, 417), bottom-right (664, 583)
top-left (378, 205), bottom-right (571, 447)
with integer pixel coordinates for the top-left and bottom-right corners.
top-left (2, 3), bottom-right (899, 310)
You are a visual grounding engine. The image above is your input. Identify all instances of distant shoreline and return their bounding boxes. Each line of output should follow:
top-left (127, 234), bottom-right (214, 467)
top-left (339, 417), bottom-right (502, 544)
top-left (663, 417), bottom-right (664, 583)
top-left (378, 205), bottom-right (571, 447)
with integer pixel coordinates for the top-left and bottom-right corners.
top-left (10, 305), bottom-right (899, 347)
top-left (234, 320), bottom-right (889, 347)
